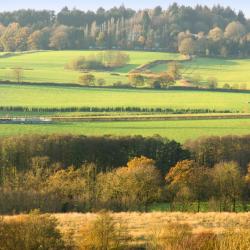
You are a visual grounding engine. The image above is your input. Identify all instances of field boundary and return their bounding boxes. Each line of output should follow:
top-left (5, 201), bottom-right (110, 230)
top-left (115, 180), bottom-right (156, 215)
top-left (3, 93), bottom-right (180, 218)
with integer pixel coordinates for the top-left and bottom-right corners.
top-left (1, 114), bottom-right (249, 123)
top-left (130, 58), bottom-right (190, 74)
top-left (1, 81), bottom-right (250, 94)
top-left (50, 114), bottom-right (250, 122)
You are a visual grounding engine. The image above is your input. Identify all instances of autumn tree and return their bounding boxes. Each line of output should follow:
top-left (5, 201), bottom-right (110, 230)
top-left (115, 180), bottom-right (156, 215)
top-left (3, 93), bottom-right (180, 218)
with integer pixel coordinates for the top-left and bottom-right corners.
top-left (178, 37), bottom-right (195, 56)
top-left (49, 26), bottom-right (70, 50)
top-left (98, 156), bottom-right (163, 211)
top-left (167, 62), bottom-right (181, 80)
top-left (79, 74), bottom-right (95, 86)
top-left (166, 160), bottom-right (211, 211)
top-left (206, 77), bottom-right (218, 89)
top-left (157, 73), bottom-right (175, 88)
top-left (224, 21), bottom-right (246, 41)
top-left (190, 74), bottom-right (202, 87)
top-left (0, 23), bottom-right (20, 51)
top-left (211, 161), bottom-right (244, 212)
top-left (208, 27), bottom-right (224, 42)
top-left (128, 74), bottom-right (145, 87)
top-left (28, 28), bottom-right (50, 50)
top-left (103, 51), bottom-right (130, 68)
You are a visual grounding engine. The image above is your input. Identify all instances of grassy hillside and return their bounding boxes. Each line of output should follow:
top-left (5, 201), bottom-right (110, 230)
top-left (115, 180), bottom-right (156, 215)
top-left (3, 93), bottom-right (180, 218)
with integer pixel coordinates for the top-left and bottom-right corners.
top-left (0, 50), bottom-right (180, 84)
top-left (151, 57), bottom-right (250, 87)
top-left (0, 50), bottom-right (249, 142)
top-left (0, 119), bottom-right (249, 142)
top-left (0, 51), bottom-right (249, 87)
top-left (0, 84), bottom-right (250, 112)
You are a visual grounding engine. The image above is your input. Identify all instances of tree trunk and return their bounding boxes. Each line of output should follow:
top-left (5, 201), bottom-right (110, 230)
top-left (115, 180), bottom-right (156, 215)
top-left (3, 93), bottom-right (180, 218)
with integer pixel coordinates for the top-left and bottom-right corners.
top-left (197, 200), bottom-right (200, 212)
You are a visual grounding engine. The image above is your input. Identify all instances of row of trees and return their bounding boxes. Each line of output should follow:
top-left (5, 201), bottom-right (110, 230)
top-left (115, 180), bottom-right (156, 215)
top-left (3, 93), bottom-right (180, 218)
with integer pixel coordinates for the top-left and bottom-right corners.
top-left (1, 155), bottom-right (250, 213)
top-left (0, 135), bottom-right (250, 213)
top-left (0, 156), bottom-right (162, 213)
top-left (0, 134), bottom-right (249, 175)
top-left (178, 21), bottom-right (250, 57)
top-left (0, 135), bottom-right (189, 173)
top-left (166, 160), bottom-right (250, 212)
top-left (0, 4), bottom-right (249, 57)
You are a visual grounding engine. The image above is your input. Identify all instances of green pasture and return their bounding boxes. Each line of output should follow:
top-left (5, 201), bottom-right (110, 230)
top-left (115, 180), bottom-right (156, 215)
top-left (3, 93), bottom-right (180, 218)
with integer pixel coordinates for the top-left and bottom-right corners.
top-left (0, 50), bottom-right (249, 87)
top-left (0, 119), bottom-right (249, 142)
top-left (151, 57), bottom-right (250, 87)
top-left (0, 50), bottom-right (179, 84)
top-left (0, 84), bottom-right (250, 112)
top-left (149, 202), bottom-right (250, 212)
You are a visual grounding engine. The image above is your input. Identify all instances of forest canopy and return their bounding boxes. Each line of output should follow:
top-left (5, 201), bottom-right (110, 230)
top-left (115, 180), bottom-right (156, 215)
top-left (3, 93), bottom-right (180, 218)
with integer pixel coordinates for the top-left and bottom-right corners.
top-left (0, 4), bottom-right (249, 57)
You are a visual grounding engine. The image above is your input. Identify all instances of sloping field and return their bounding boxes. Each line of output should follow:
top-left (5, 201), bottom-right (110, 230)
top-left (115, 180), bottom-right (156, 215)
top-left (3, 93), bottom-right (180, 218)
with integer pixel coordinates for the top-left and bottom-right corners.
top-left (1, 50), bottom-right (249, 88)
top-left (151, 57), bottom-right (250, 87)
top-left (0, 84), bottom-right (249, 112)
top-left (0, 50), bottom-right (180, 84)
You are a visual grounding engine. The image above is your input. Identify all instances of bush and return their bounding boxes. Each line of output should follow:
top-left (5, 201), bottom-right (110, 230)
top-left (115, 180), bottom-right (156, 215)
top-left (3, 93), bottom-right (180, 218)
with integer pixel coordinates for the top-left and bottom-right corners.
top-left (190, 74), bottom-right (202, 87)
top-left (223, 83), bottom-right (231, 89)
top-left (207, 77), bottom-right (218, 89)
top-left (147, 223), bottom-right (217, 250)
top-left (78, 212), bottom-right (130, 250)
top-left (128, 74), bottom-right (145, 87)
top-left (79, 74), bottom-right (95, 86)
top-left (0, 212), bottom-right (69, 250)
top-left (66, 51), bottom-right (130, 71)
top-left (97, 78), bottom-right (106, 86)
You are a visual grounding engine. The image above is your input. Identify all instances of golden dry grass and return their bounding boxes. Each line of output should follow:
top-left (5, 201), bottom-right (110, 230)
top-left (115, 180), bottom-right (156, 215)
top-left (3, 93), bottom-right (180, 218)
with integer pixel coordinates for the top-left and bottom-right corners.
top-left (5, 212), bottom-right (250, 245)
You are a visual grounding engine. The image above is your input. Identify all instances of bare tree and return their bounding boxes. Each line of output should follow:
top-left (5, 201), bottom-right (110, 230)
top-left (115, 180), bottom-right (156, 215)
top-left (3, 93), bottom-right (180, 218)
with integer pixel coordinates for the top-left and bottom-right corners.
top-left (12, 68), bottom-right (24, 83)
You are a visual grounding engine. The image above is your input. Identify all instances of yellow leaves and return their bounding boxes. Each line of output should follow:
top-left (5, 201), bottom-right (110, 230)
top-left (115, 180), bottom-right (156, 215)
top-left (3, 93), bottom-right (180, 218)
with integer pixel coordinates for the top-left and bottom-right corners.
top-left (127, 156), bottom-right (156, 169)
top-left (165, 160), bottom-right (196, 189)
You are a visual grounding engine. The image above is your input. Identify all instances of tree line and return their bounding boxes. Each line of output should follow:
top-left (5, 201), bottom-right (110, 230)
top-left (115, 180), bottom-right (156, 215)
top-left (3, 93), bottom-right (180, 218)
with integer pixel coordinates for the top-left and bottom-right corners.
top-left (0, 134), bottom-right (250, 214)
top-left (0, 106), bottom-right (233, 114)
top-left (0, 4), bottom-right (249, 57)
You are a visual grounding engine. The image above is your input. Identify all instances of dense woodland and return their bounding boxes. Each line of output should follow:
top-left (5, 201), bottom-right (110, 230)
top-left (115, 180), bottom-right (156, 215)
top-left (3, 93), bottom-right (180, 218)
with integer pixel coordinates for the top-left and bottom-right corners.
top-left (0, 4), bottom-right (249, 57)
top-left (1, 134), bottom-right (250, 214)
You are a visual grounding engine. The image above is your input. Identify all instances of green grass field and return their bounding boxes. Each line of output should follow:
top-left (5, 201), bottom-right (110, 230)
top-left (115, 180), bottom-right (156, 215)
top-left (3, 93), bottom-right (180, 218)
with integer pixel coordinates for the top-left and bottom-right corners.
top-left (0, 50), bottom-right (179, 84)
top-left (0, 50), bottom-right (249, 141)
top-left (151, 57), bottom-right (250, 87)
top-left (0, 119), bottom-right (249, 142)
top-left (0, 50), bottom-right (249, 88)
top-left (1, 84), bottom-right (250, 112)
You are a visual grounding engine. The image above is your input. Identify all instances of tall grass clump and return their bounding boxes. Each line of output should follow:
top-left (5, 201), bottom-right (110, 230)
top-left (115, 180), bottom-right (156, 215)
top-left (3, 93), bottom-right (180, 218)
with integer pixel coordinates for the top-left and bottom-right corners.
top-left (147, 223), bottom-right (217, 250)
top-left (147, 223), bottom-right (250, 250)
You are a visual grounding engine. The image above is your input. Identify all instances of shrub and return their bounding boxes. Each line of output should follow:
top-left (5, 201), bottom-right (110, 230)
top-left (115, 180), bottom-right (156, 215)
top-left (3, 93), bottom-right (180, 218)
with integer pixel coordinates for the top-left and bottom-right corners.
top-left (97, 78), bottom-right (106, 86)
top-left (147, 223), bottom-right (217, 250)
top-left (128, 74), bottom-right (145, 87)
top-left (223, 83), bottom-right (231, 89)
top-left (0, 212), bottom-right (69, 250)
top-left (79, 74), bottom-right (95, 86)
top-left (190, 74), bottom-right (202, 87)
top-left (66, 51), bottom-right (130, 71)
top-left (207, 77), bottom-right (218, 89)
top-left (78, 211), bottom-right (130, 250)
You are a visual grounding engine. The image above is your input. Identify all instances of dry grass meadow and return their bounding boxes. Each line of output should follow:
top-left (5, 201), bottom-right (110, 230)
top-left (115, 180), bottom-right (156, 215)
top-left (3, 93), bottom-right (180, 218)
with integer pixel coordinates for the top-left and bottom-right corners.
top-left (4, 212), bottom-right (250, 246)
